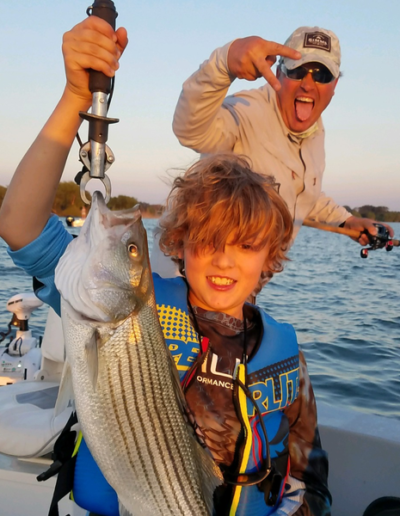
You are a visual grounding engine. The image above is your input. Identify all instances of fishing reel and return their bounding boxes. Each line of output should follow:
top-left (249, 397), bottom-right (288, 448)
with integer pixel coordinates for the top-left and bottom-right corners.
top-left (360, 223), bottom-right (394, 259)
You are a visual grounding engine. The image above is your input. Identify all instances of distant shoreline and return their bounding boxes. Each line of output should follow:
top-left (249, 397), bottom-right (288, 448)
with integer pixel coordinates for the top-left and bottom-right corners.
top-left (61, 211), bottom-right (161, 220)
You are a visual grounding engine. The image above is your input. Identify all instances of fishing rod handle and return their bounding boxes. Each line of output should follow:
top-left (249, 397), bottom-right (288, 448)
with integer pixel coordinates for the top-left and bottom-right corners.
top-left (303, 219), bottom-right (360, 239)
top-left (88, 0), bottom-right (118, 94)
top-left (304, 219), bottom-right (400, 246)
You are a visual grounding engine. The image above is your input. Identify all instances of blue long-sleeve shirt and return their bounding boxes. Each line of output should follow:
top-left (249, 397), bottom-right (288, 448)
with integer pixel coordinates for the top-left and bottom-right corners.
top-left (8, 215), bottom-right (72, 315)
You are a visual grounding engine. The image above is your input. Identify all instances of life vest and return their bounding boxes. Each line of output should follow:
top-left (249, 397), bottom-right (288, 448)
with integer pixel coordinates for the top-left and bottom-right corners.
top-left (154, 275), bottom-right (300, 516)
top-left (44, 274), bottom-right (299, 516)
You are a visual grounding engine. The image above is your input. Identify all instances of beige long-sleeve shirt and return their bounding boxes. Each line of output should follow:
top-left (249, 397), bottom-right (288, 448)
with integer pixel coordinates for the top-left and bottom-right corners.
top-left (173, 42), bottom-right (351, 239)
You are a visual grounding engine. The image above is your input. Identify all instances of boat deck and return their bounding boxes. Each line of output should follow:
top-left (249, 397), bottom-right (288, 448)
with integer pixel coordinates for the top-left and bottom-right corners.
top-left (0, 401), bottom-right (399, 515)
top-left (0, 454), bottom-right (85, 516)
top-left (318, 401), bottom-right (400, 516)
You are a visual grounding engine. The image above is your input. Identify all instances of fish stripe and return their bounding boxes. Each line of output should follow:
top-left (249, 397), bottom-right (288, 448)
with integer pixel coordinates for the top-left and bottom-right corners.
top-left (140, 319), bottom-right (197, 514)
top-left (97, 337), bottom-right (152, 512)
top-left (141, 321), bottom-right (194, 515)
top-left (130, 322), bottom-right (179, 515)
top-left (124, 324), bottom-right (167, 515)
top-left (115, 352), bottom-right (162, 512)
top-left (143, 318), bottom-right (205, 511)
top-left (101, 324), bottom-right (165, 514)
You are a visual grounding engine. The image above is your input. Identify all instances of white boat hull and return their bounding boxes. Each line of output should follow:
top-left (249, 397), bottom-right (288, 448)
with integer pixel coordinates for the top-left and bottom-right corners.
top-left (0, 453), bottom-right (85, 516)
top-left (0, 401), bottom-right (399, 516)
top-left (318, 401), bottom-right (400, 516)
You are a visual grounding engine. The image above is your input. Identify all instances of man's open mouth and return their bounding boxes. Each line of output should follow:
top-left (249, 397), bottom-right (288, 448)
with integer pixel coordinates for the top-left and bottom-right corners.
top-left (295, 97), bottom-right (314, 122)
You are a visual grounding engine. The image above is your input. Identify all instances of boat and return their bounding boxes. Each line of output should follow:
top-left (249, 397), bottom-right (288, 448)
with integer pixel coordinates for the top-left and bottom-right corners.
top-left (0, 293), bottom-right (82, 515)
top-left (65, 216), bottom-right (85, 228)
top-left (0, 293), bottom-right (44, 386)
top-left (65, 207), bottom-right (87, 228)
top-left (0, 293), bottom-right (399, 516)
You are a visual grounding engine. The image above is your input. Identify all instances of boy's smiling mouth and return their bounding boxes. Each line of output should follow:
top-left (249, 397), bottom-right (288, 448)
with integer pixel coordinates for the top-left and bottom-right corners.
top-left (208, 276), bottom-right (235, 286)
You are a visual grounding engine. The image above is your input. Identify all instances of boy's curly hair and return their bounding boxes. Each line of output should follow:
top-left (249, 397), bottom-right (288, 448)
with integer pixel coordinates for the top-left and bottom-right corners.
top-left (158, 153), bottom-right (293, 278)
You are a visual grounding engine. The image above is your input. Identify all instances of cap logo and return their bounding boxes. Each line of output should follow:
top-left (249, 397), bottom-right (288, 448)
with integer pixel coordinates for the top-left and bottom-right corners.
top-left (303, 32), bottom-right (331, 53)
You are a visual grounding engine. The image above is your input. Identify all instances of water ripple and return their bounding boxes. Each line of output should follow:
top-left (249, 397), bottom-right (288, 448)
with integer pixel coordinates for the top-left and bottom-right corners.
top-left (1, 219), bottom-right (399, 420)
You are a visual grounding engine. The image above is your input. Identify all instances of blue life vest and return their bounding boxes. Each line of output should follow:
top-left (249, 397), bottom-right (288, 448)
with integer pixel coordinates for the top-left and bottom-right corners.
top-left (72, 274), bottom-right (300, 516)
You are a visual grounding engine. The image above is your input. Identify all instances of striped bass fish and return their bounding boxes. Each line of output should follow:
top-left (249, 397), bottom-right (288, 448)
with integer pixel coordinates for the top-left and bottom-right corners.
top-left (54, 191), bottom-right (222, 516)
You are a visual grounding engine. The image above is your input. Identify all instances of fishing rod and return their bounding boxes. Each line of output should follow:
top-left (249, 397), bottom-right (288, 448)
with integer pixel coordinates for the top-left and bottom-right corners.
top-left (303, 219), bottom-right (399, 258)
top-left (78, 0), bottom-right (119, 205)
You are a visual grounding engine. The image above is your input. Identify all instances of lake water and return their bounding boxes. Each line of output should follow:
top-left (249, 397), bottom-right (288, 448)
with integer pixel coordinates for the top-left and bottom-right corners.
top-left (1, 219), bottom-right (399, 420)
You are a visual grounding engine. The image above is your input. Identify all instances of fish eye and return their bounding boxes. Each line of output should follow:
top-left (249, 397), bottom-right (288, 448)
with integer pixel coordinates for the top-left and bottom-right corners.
top-left (128, 243), bottom-right (139, 257)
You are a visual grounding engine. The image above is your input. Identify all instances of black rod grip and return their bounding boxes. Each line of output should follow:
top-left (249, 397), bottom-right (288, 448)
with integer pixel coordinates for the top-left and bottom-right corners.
top-left (88, 0), bottom-right (118, 94)
top-left (90, 0), bottom-right (118, 29)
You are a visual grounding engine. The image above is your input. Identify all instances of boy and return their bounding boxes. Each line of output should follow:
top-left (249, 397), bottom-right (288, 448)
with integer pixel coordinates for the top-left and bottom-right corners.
top-left (157, 155), bottom-right (332, 516)
top-left (0, 16), bottom-right (331, 516)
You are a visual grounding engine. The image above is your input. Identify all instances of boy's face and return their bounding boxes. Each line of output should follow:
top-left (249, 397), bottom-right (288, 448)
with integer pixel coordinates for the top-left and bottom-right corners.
top-left (182, 238), bottom-right (269, 319)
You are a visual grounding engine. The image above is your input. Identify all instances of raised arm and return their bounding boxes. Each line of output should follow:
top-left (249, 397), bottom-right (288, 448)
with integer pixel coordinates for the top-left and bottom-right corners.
top-left (172, 36), bottom-right (300, 153)
top-left (172, 41), bottom-right (239, 153)
top-left (0, 16), bottom-right (127, 251)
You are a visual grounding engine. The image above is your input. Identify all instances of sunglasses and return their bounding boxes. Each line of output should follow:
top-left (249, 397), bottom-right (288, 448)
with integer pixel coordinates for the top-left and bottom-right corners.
top-left (280, 64), bottom-right (335, 84)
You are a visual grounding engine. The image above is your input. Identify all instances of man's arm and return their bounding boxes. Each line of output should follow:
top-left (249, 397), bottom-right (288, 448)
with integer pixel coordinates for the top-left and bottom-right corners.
top-left (172, 42), bottom-right (240, 153)
top-left (305, 191), bottom-right (352, 227)
top-left (172, 37), bottom-right (300, 153)
top-left (306, 193), bottom-right (394, 246)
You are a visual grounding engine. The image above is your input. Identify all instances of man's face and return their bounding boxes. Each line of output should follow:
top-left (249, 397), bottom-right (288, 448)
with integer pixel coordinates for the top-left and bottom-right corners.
top-left (276, 62), bottom-right (339, 133)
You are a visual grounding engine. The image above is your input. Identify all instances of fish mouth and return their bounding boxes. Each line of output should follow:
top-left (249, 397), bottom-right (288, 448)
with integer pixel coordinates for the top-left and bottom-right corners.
top-left (92, 190), bottom-right (107, 208)
top-left (294, 97), bottom-right (314, 122)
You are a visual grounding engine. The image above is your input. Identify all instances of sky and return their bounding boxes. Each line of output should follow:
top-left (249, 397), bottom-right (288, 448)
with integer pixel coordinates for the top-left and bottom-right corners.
top-left (1, 0), bottom-right (399, 210)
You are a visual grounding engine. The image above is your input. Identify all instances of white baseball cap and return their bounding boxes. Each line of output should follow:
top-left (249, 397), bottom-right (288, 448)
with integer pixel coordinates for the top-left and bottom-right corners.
top-left (281, 26), bottom-right (341, 79)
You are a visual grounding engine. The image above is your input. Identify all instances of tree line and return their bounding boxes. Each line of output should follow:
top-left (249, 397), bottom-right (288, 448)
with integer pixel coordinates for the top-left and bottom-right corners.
top-left (343, 205), bottom-right (400, 223)
top-left (0, 183), bottom-right (399, 221)
top-left (0, 182), bottom-right (163, 218)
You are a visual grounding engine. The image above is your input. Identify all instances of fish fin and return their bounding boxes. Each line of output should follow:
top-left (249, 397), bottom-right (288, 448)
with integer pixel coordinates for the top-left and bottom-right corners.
top-left (54, 360), bottom-right (74, 417)
top-left (194, 439), bottom-right (224, 515)
top-left (118, 501), bottom-right (132, 516)
top-left (85, 330), bottom-right (99, 392)
top-left (118, 500), bottom-right (138, 516)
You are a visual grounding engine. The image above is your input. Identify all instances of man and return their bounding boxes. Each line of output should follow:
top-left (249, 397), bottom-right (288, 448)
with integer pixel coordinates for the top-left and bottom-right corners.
top-left (171, 26), bottom-right (393, 245)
